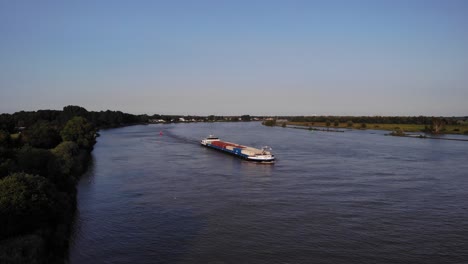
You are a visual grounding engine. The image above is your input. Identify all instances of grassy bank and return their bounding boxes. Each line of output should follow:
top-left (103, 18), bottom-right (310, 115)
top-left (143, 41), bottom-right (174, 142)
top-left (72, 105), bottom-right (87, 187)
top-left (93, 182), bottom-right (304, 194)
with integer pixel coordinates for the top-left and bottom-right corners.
top-left (285, 122), bottom-right (468, 135)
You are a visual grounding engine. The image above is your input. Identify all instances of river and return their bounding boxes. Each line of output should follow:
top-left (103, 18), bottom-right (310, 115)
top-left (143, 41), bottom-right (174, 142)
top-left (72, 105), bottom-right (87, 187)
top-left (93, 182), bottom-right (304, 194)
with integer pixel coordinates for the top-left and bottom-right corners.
top-left (69, 122), bottom-right (468, 264)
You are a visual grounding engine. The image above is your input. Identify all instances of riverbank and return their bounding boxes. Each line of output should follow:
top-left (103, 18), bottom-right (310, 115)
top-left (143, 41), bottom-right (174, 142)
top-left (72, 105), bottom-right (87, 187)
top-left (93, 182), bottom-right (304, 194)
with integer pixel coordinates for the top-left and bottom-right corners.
top-left (285, 122), bottom-right (468, 135)
top-left (0, 106), bottom-right (147, 264)
top-left (385, 133), bottom-right (468, 142)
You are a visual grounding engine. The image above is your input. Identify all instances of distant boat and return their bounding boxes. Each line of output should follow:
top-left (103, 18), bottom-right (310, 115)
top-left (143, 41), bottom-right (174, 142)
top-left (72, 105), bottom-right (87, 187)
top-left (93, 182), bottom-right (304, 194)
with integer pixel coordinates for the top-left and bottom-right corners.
top-left (201, 135), bottom-right (275, 163)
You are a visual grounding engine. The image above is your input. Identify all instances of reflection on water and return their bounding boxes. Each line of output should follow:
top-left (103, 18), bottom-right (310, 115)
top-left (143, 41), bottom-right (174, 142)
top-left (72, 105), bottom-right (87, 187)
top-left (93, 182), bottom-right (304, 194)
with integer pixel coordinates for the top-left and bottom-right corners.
top-left (70, 122), bottom-right (468, 264)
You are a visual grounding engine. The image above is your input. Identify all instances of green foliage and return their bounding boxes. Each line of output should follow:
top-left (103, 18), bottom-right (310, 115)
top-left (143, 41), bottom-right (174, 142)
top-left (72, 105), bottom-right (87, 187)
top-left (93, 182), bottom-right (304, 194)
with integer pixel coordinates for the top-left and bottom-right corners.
top-left (0, 233), bottom-right (46, 264)
top-left (333, 120), bottom-right (339, 127)
top-left (0, 130), bottom-right (11, 147)
top-left (289, 115), bottom-right (438, 125)
top-left (50, 141), bottom-right (79, 176)
top-left (430, 117), bottom-right (446, 134)
top-left (240, 115), bottom-right (251, 121)
top-left (0, 106), bottom-right (120, 263)
top-left (48, 141), bottom-right (86, 191)
top-left (326, 120), bottom-right (331, 127)
top-left (0, 159), bottom-right (16, 179)
top-left (0, 114), bottom-right (15, 133)
top-left (0, 173), bottom-right (60, 238)
top-left (360, 123), bottom-right (367, 129)
top-left (390, 127), bottom-right (406, 136)
top-left (60, 105), bottom-right (88, 124)
top-left (22, 121), bottom-right (61, 149)
top-left (347, 121), bottom-right (353, 127)
top-left (16, 146), bottom-right (53, 177)
top-left (60, 117), bottom-right (96, 149)
top-left (262, 119), bottom-right (276, 126)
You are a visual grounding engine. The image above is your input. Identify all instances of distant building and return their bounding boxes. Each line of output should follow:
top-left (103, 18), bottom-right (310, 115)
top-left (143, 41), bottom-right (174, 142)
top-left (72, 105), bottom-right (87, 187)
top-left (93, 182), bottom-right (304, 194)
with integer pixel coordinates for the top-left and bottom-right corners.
top-left (148, 119), bottom-right (166, 123)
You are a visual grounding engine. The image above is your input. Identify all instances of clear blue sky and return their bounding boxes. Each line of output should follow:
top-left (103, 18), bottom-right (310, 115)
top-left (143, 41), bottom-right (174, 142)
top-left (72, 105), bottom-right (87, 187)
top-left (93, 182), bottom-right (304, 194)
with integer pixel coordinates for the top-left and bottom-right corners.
top-left (1, 0), bottom-right (467, 116)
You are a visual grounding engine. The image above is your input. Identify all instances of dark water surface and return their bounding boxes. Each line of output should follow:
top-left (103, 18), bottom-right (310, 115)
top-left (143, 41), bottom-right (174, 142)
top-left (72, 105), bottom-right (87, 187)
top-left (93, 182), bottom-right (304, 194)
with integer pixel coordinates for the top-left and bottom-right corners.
top-left (69, 122), bottom-right (468, 264)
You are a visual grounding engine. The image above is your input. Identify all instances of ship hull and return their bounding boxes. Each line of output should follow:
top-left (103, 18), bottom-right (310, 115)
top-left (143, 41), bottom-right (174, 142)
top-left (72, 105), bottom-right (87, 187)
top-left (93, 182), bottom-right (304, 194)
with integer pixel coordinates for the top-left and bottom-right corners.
top-left (201, 139), bottom-right (275, 164)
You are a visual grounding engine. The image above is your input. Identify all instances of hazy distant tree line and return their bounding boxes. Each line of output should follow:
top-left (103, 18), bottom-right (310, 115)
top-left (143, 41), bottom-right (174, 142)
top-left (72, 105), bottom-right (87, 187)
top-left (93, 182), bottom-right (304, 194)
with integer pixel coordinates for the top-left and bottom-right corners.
top-left (263, 115), bottom-right (468, 134)
top-left (151, 114), bottom-right (253, 122)
top-left (0, 105), bottom-right (149, 134)
top-left (284, 115), bottom-right (465, 125)
top-left (0, 105), bottom-right (149, 263)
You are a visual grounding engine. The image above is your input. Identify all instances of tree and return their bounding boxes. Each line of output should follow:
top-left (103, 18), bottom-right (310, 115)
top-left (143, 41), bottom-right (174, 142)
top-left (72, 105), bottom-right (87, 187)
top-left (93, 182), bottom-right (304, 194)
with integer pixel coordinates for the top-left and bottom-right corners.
top-left (241, 115), bottom-right (251, 121)
top-left (0, 159), bottom-right (16, 179)
top-left (0, 130), bottom-right (11, 147)
top-left (60, 117), bottom-right (96, 149)
top-left (326, 120), bottom-right (331, 127)
top-left (333, 120), bottom-right (339, 127)
top-left (360, 123), bottom-right (367, 129)
top-left (16, 146), bottom-right (53, 177)
top-left (0, 173), bottom-right (60, 237)
top-left (281, 122), bottom-right (287, 128)
top-left (49, 141), bottom-right (81, 190)
top-left (263, 119), bottom-right (276, 127)
top-left (430, 117), bottom-right (446, 134)
top-left (347, 121), bottom-right (353, 127)
top-left (390, 127), bottom-right (405, 136)
top-left (0, 114), bottom-right (16, 133)
top-left (60, 105), bottom-right (88, 124)
top-left (0, 136), bottom-right (15, 178)
top-left (22, 121), bottom-right (61, 149)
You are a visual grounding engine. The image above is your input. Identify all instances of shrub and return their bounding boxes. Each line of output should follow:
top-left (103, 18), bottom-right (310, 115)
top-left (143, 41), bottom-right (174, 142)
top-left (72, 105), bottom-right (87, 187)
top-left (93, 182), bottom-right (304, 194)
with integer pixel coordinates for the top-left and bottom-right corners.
top-left (0, 173), bottom-right (60, 237)
top-left (16, 146), bottom-right (53, 177)
top-left (0, 233), bottom-right (46, 264)
top-left (391, 128), bottom-right (405, 136)
top-left (0, 159), bottom-right (16, 179)
top-left (22, 122), bottom-right (61, 149)
top-left (48, 142), bottom-right (81, 191)
top-left (262, 120), bottom-right (276, 127)
top-left (0, 130), bottom-right (11, 147)
top-left (61, 117), bottom-right (96, 150)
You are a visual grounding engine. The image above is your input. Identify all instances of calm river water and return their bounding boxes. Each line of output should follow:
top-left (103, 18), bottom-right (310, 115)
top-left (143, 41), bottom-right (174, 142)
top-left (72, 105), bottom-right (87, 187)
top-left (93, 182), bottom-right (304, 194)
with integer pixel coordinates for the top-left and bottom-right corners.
top-left (69, 122), bottom-right (468, 264)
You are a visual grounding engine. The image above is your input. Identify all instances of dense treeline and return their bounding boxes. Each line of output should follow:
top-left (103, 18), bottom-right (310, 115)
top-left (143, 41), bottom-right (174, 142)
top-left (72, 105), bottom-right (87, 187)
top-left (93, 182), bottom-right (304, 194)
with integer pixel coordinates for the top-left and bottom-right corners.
top-left (0, 105), bottom-right (148, 134)
top-left (146, 114), bottom-right (254, 122)
top-left (282, 115), bottom-right (464, 125)
top-left (263, 115), bottom-right (468, 134)
top-left (0, 106), bottom-right (145, 264)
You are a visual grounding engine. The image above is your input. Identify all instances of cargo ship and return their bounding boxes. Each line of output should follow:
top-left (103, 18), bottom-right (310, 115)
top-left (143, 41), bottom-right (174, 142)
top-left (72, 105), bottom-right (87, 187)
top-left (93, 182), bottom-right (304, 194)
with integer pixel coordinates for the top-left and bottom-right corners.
top-left (201, 135), bottom-right (275, 163)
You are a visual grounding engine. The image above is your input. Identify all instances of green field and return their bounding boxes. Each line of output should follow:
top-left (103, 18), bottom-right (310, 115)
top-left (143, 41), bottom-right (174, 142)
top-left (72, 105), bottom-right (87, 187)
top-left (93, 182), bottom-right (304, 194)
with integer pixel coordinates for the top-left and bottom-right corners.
top-left (286, 122), bottom-right (468, 135)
